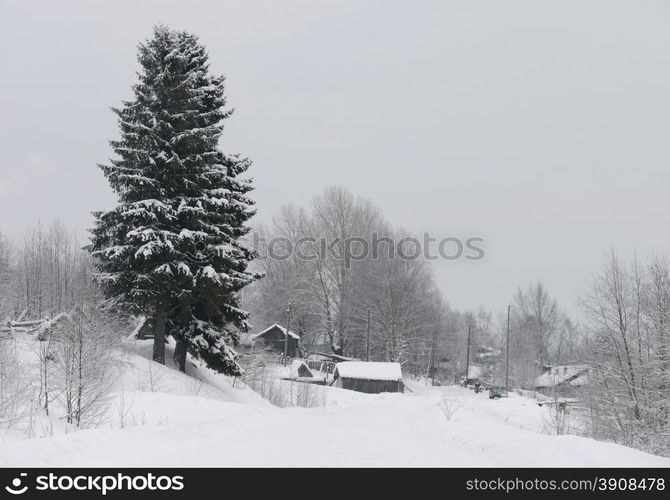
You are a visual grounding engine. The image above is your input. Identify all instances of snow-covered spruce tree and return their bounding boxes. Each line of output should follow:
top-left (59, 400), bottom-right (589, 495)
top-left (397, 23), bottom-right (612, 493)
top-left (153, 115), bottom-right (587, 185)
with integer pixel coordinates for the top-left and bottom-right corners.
top-left (89, 25), bottom-right (258, 374)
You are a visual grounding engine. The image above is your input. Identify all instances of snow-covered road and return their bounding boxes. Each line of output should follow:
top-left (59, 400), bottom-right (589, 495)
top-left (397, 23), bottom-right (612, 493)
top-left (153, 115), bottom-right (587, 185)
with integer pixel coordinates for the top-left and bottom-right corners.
top-left (1, 382), bottom-right (668, 467)
top-left (0, 340), bottom-right (667, 467)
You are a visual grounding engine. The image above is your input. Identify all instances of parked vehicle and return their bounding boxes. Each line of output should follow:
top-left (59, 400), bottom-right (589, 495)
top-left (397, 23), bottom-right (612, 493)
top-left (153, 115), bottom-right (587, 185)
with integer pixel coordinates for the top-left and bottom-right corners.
top-left (489, 386), bottom-right (508, 399)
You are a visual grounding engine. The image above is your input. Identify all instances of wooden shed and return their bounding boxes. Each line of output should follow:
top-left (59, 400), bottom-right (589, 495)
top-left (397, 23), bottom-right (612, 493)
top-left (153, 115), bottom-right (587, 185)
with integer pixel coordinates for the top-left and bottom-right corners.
top-left (252, 324), bottom-right (302, 357)
top-left (333, 361), bottom-right (404, 394)
top-left (279, 360), bottom-right (326, 385)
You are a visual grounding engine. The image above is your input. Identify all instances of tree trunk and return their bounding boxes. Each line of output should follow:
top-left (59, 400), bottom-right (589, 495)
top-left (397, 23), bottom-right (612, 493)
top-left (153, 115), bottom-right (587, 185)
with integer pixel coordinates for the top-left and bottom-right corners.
top-left (153, 306), bottom-right (166, 364)
top-left (173, 300), bottom-right (190, 372)
top-left (173, 338), bottom-right (187, 373)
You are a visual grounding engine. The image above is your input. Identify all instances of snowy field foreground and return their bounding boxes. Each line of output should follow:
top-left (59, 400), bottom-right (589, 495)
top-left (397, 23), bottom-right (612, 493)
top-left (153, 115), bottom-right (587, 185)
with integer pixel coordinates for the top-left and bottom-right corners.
top-left (0, 337), bottom-right (668, 467)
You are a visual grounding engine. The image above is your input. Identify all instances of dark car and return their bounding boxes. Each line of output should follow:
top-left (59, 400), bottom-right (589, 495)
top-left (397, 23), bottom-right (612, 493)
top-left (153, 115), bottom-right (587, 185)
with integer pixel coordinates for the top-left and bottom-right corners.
top-left (489, 386), bottom-right (508, 399)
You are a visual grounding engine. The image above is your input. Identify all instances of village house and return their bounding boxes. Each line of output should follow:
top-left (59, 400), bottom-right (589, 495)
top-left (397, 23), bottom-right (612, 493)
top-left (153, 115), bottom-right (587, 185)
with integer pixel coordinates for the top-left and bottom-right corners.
top-left (306, 352), bottom-right (359, 375)
top-left (250, 324), bottom-right (303, 358)
top-left (463, 346), bottom-right (501, 386)
top-left (533, 365), bottom-right (589, 398)
top-left (475, 346), bottom-right (501, 365)
top-left (333, 361), bottom-right (404, 394)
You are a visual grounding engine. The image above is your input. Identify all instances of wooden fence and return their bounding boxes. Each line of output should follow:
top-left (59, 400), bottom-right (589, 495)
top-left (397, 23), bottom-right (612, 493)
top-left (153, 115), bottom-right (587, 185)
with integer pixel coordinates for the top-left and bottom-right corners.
top-left (268, 355), bottom-right (293, 366)
top-left (265, 355), bottom-right (337, 375)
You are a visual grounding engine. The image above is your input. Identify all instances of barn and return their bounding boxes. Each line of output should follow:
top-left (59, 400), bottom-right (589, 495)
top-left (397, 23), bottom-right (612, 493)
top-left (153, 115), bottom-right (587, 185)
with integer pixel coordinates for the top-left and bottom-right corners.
top-left (252, 324), bottom-right (302, 357)
top-left (333, 361), bottom-right (404, 394)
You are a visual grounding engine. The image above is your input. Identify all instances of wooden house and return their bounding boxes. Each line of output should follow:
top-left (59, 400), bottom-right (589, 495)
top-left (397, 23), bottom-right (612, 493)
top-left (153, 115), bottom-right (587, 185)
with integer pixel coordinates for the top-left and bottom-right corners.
top-left (252, 324), bottom-right (302, 357)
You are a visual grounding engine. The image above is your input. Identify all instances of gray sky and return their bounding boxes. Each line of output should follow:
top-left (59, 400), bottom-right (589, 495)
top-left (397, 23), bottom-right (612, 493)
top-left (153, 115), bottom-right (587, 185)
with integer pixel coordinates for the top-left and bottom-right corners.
top-left (1, 0), bottom-right (670, 319)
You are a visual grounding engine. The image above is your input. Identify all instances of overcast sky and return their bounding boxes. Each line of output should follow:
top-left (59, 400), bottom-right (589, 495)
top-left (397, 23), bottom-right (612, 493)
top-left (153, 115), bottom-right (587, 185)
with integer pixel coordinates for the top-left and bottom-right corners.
top-left (1, 0), bottom-right (670, 319)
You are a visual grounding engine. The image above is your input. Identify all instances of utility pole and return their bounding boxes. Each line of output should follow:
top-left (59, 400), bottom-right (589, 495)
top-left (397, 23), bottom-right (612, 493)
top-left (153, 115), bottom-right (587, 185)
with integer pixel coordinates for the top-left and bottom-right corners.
top-left (431, 327), bottom-right (437, 386)
top-left (505, 305), bottom-right (511, 393)
top-left (284, 302), bottom-right (292, 366)
top-left (366, 306), bottom-right (371, 362)
top-left (465, 324), bottom-right (471, 387)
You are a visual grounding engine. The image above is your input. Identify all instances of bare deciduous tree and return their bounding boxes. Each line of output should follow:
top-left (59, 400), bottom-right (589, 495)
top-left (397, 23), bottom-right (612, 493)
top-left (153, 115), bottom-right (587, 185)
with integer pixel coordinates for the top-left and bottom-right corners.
top-left (581, 251), bottom-right (670, 456)
top-left (53, 306), bottom-right (118, 428)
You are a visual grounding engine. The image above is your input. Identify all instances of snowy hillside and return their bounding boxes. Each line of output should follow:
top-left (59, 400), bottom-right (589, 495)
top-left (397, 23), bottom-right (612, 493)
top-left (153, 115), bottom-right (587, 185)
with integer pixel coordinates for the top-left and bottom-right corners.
top-left (0, 335), bottom-right (668, 467)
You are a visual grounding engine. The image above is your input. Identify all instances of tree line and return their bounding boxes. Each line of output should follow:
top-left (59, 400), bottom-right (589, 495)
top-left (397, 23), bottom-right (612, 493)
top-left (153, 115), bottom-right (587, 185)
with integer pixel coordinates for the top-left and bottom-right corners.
top-left (243, 186), bottom-right (449, 373)
top-left (242, 187), bottom-right (584, 381)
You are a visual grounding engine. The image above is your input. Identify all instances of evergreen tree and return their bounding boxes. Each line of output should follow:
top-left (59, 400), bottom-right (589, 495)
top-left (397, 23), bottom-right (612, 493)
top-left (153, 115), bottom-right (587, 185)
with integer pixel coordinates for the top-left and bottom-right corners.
top-left (89, 25), bottom-right (258, 374)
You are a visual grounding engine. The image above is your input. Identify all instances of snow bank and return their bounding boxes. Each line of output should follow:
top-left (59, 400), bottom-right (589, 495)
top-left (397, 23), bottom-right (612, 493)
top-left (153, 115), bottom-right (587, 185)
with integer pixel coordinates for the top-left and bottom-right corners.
top-left (1, 334), bottom-right (669, 467)
top-left (1, 385), bottom-right (668, 467)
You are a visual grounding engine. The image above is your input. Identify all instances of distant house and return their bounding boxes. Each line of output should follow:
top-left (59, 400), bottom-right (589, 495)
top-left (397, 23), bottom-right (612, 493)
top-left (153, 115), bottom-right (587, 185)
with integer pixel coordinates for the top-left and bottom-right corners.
top-left (132, 317), bottom-right (154, 339)
top-left (305, 353), bottom-right (336, 374)
top-left (306, 352), bottom-right (362, 376)
top-left (429, 356), bottom-right (454, 384)
top-left (462, 346), bottom-right (501, 385)
top-left (474, 346), bottom-right (501, 365)
top-left (333, 361), bottom-right (404, 394)
top-left (252, 324), bottom-right (302, 357)
top-left (466, 364), bottom-right (485, 385)
top-left (289, 359), bottom-right (314, 378)
top-left (314, 352), bottom-right (359, 363)
top-left (533, 365), bottom-right (589, 397)
top-left (274, 359), bottom-right (323, 383)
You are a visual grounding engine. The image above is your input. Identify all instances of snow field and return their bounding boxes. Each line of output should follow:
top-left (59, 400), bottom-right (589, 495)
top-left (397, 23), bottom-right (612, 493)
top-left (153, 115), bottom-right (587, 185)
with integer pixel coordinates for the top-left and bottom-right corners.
top-left (0, 335), bottom-right (668, 467)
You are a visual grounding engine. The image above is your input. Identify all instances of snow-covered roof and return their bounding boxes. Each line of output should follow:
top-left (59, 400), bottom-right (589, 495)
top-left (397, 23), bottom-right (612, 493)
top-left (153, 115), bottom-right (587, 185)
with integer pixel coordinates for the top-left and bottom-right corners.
top-left (533, 365), bottom-right (589, 388)
top-left (273, 359), bottom-right (315, 379)
top-left (291, 359), bottom-right (313, 376)
top-left (334, 362), bottom-right (402, 381)
top-left (253, 323), bottom-right (300, 340)
top-left (315, 352), bottom-right (359, 362)
top-left (569, 373), bottom-right (589, 387)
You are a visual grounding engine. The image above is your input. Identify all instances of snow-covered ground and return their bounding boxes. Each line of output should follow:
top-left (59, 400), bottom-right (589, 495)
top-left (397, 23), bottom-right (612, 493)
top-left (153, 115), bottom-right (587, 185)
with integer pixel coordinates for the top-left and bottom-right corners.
top-left (0, 336), bottom-right (668, 467)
